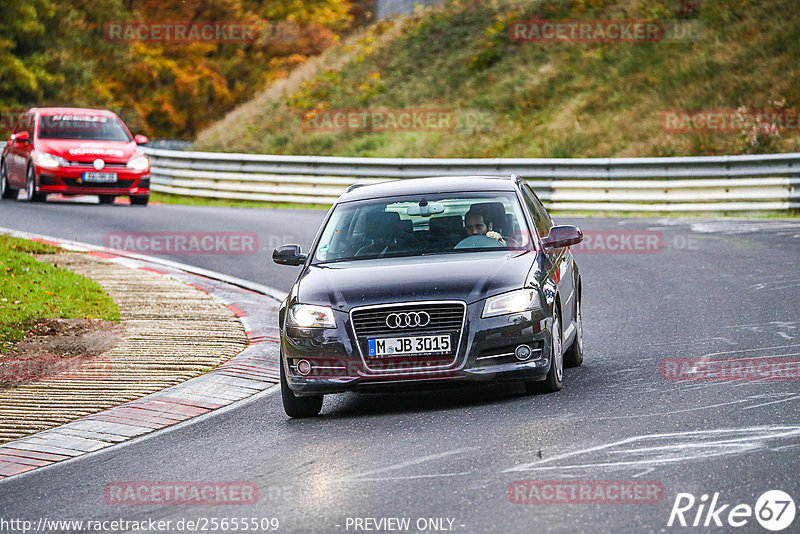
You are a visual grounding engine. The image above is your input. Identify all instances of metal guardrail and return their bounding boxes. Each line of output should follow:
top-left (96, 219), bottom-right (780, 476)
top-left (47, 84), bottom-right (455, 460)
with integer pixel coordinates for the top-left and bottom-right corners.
top-left (142, 147), bottom-right (800, 212)
top-left (377, 0), bottom-right (444, 19)
top-left (2, 142), bottom-right (797, 211)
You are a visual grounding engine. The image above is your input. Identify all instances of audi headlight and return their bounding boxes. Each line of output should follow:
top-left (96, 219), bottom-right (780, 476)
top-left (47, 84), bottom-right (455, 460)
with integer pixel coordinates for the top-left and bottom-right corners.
top-left (126, 155), bottom-right (149, 171)
top-left (34, 152), bottom-right (69, 169)
top-left (482, 289), bottom-right (540, 318)
top-left (287, 304), bottom-right (336, 328)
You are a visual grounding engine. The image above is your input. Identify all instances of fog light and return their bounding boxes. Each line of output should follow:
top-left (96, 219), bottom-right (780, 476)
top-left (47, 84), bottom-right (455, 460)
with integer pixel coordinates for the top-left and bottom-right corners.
top-left (515, 344), bottom-right (532, 361)
top-left (297, 359), bottom-right (312, 376)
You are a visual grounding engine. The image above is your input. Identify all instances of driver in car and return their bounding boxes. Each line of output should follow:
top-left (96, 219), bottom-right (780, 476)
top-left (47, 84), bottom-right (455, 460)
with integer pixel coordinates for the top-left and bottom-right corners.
top-left (464, 207), bottom-right (506, 245)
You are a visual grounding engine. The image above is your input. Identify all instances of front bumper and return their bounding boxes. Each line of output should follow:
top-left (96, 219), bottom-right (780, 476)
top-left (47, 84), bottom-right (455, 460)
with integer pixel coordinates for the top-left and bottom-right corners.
top-left (281, 302), bottom-right (554, 396)
top-left (35, 166), bottom-right (150, 196)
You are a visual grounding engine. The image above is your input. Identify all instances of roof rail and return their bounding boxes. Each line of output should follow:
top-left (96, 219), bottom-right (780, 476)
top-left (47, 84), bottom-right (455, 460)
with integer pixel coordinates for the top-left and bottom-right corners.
top-left (345, 183), bottom-right (366, 193)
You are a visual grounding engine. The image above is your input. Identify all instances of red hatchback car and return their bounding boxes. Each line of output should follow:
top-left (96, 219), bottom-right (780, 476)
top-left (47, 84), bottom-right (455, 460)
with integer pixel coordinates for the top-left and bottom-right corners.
top-left (0, 107), bottom-right (150, 205)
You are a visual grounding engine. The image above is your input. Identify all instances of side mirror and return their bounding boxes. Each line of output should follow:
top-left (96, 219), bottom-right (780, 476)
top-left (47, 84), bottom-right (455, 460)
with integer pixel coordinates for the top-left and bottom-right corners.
top-left (542, 225), bottom-right (583, 250)
top-left (273, 244), bottom-right (308, 266)
top-left (13, 131), bottom-right (30, 143)
top-left (134, 134), bottom-right (149, 145)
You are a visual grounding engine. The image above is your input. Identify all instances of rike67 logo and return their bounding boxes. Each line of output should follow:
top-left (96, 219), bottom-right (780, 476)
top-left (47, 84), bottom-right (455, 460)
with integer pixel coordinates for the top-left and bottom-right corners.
top-left (668, 490), bottom-right (796, 531)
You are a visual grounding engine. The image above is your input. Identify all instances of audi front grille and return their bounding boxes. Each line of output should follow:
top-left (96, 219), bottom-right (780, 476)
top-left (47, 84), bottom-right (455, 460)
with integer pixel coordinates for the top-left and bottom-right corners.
top-left (351, 302), bottom-right (465, 337)
top-left (350, 301), bottom-right (466, 372)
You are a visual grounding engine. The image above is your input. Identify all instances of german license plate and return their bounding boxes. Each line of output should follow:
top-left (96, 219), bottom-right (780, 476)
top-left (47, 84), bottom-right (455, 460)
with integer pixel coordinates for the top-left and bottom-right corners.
top-left (82, 172), bottom-right (117, 183)
top-left (368, 335), bottom-right (451, 357)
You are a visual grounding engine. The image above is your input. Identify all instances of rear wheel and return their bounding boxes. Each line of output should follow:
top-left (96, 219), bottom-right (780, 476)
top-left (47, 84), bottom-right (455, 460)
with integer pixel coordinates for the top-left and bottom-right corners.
top-left (98, 195), bottom-right (116, 204)
top-left (280, 359), bottom-right (323, 418)
top-left (130, 194), bottom-right (149, 206)
top-left (25, 166), bottom-right (46, 202)
top-left (0, 160), bottom-right (18, 200)
top-left (525, 310), bottom-right (563, 394)
top-left (564, 294), bottom-right (583, 368)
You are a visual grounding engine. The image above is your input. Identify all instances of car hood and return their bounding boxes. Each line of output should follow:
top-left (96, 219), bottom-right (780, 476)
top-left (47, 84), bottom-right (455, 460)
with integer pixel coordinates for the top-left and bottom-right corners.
top-left (296, 250), bottom-right (537, 310)
top-left (36, 139), bottom-right (139, 163)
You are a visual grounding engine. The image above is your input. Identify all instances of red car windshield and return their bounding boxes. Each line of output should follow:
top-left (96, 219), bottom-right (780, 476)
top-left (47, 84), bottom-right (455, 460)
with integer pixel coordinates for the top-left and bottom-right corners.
top-left (37, 114), bottom-right (132, 142)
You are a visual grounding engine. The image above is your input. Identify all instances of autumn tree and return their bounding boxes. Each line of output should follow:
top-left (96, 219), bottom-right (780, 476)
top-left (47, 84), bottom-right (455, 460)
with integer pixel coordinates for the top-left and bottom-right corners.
top-left (2, 0), bottom-right (355, 138)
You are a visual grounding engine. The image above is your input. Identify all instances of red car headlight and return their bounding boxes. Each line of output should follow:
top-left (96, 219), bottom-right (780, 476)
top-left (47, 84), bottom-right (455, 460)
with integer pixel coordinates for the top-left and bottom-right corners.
top-left (34, 152), bottom-right (70, 169)
top-left (126, 155), bottom-right (149, 171)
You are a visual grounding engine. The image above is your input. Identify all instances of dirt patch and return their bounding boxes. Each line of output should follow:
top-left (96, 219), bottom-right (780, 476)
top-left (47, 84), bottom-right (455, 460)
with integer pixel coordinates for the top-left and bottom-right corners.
top-left (0, 318), bottom-right (124, 388)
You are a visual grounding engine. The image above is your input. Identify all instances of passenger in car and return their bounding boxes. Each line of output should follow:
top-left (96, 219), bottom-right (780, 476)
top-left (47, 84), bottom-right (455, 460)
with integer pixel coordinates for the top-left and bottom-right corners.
top-left (355, 211), bottom-right (407, 257)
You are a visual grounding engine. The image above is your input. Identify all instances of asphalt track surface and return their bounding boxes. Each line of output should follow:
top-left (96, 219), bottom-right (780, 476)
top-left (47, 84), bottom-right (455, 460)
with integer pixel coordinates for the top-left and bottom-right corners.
top-left (1, 197), bottom-right (800, 533)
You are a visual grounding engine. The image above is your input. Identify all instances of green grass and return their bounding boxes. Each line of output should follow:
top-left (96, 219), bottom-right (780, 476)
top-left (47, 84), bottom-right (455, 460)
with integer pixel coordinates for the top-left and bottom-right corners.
top-left (153, 190), bottom-right (798, 218)
top-left (0, 236), bottom-right (120, 351)
top-left (195, 0), bottom-right (800, 159)
top-left (150, 192), bottom-right (331, 210)
top-left (552, 209), bottom-right (800, 219)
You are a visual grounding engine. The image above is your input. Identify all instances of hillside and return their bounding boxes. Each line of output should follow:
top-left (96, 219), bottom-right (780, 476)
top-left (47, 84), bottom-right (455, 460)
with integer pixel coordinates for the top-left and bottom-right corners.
top-left (195, 0), bottom-right (800, 158)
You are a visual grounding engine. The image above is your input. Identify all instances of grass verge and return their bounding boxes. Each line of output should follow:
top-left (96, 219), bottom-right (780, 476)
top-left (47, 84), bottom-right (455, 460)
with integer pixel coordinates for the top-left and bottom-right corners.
top-left (150, 191), bottom-right (332, 210)
top-left (552, 209), bottom-right (800, 219)
top-left (0, 236), bottom-right (120, 351)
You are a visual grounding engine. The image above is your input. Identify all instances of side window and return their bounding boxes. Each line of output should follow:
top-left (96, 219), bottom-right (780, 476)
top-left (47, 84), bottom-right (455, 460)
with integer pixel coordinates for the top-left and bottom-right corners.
top-left (521, 184), bottom-right (552, 238)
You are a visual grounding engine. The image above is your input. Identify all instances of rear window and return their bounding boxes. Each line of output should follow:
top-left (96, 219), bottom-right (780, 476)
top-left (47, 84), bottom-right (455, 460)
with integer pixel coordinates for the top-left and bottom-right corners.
top-left (38, 114), bottom-right (132, 142)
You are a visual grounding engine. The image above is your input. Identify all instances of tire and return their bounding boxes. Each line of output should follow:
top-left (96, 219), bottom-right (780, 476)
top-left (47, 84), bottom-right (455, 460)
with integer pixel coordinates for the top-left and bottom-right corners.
top-left (25, 166), bottom-right (46, 202)
top-left (280, 358), bottom-right (323, 418)
top-left (130, 194), bottom-right (149, 206)
top-left (525, 310), bottom-right (563, 394)
top-left (1, 160), bottom-right (18, 200)
top-left (564, 294), bottom-right (583, 368)
top-left (99, 195), bottom-right (116, 204)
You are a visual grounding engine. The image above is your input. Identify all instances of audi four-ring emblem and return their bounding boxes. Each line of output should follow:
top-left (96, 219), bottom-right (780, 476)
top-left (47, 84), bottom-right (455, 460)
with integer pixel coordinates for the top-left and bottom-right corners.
top-left (386, 311), bottom-right (431, 329)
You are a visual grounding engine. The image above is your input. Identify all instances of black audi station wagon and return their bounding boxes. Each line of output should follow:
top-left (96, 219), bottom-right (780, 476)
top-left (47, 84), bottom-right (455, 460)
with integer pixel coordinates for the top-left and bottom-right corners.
top-left (273, 175), bottom-right (584, 417)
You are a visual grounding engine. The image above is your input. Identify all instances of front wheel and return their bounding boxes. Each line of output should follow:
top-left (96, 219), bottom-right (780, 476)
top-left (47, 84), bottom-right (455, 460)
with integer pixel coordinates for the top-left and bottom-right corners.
top-left (525, 311), bottom-right (563, 394)
top-left (130, 194), bottom-right (149, 206)
top-left (25, 166), bottom-right (46, 202)
top-left (564, 295), bottom-right (583, 368)
top-left (280, 359), bottom-right (323, 418)
top-left (1, 160), bottom-right (18, 199)
top-left (99, 195), bottom-right (116, 204)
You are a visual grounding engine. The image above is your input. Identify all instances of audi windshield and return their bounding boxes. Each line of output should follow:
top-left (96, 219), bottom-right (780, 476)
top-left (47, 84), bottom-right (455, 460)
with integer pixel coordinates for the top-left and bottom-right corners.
top-left (313, 192), bottom-right (532, 264)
